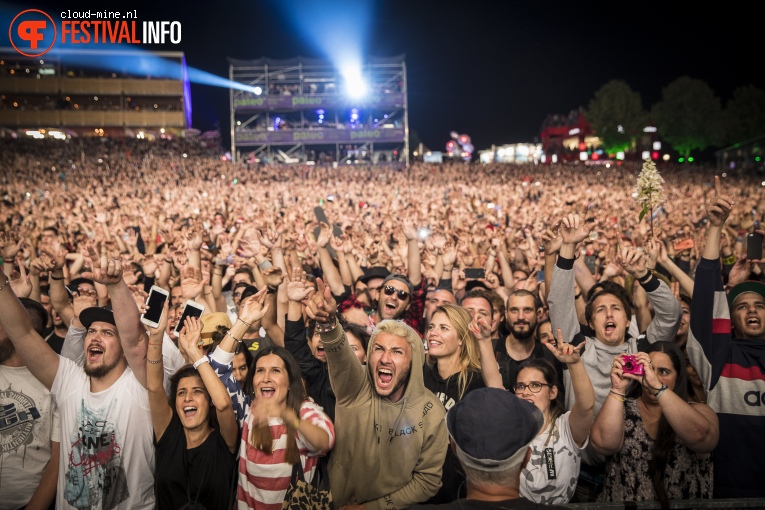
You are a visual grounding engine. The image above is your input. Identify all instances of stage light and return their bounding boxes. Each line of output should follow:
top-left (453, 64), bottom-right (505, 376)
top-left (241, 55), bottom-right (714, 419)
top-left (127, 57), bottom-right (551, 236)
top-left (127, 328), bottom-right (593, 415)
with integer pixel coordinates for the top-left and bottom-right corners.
top-left (342, 67), bottom-right (367, 98)
top-left (254, 86), bottom-right (263, 95)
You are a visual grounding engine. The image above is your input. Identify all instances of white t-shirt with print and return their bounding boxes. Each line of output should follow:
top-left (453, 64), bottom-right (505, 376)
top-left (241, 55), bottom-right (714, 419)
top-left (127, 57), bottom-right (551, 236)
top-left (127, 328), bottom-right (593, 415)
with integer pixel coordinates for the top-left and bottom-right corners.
top-left (520, 411), bottom-right (588, 505)
top-left (51, 357), bottom-right (155, 510)
top-left (0, 365), bottom-right (60, 510)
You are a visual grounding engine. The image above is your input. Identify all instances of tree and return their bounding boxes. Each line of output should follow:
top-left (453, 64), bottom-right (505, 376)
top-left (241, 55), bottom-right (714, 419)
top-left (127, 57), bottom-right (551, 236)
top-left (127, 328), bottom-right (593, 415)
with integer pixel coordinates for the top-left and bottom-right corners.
top-left (586, 80), bottom-right (646, 155)
top-left (722, 85), bottom-right (765, 145)
top-left (651, 76), bottom-right (723, 158)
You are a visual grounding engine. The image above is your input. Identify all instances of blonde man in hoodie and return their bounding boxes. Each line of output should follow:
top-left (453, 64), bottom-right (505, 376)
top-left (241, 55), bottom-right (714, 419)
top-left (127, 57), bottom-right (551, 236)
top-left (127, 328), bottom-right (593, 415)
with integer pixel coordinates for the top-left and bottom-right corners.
top-left (306, 278), bottom-right (448, 509)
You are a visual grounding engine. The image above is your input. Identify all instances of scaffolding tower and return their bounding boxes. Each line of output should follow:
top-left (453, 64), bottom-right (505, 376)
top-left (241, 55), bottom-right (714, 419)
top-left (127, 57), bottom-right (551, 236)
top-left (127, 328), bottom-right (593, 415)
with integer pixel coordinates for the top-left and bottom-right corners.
top-left (229, 55), bottom-right (408, 166)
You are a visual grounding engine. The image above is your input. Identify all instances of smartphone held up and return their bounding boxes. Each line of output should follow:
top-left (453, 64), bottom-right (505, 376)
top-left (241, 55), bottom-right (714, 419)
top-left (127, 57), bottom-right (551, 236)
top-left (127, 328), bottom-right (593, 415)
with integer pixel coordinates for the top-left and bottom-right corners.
top-left (140, 285), bottom-right (169, 329)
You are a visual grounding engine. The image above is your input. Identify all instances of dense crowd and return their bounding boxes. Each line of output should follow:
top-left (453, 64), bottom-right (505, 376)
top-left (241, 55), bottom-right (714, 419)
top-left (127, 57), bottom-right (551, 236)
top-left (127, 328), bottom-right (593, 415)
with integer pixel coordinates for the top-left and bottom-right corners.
top-left (1, 136), bottom-right (764, 510)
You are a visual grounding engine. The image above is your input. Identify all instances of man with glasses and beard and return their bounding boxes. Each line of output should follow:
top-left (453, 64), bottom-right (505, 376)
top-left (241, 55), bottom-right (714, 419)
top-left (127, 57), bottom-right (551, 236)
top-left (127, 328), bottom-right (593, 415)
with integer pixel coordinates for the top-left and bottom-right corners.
top-left (493, 289), bottom-right (564, 395)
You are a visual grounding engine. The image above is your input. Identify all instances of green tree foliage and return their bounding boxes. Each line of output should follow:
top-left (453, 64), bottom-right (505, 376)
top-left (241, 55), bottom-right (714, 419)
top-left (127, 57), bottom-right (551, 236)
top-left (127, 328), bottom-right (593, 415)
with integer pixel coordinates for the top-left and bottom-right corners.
top-left (722, 85), bottom-right (765, 145)
top-left (586, 80), bottom-right (646, 154)
top-left (651, 76), bottom-right (723, 158)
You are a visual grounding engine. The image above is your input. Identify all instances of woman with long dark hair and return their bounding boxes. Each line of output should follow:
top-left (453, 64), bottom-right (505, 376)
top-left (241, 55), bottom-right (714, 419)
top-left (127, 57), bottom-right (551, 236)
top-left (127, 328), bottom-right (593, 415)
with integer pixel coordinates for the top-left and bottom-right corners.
top-left (147, 311), bottom-right (239, 510)
top-left (590, 341), bottom-right (718, 507)
top-left (235, 346), bottom-right (335, 509)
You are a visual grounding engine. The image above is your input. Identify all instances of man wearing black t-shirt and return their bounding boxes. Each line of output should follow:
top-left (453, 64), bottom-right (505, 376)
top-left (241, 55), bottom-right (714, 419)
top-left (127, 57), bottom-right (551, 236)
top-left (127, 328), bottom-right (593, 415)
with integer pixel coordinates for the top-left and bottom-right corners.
top-left (490, 289), bottom-right (564, 395)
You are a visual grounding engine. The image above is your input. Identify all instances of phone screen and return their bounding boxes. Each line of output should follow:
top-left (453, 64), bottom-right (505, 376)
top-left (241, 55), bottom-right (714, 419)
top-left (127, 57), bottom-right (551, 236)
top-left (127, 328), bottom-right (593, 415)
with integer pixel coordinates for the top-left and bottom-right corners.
top-left (175, 302), bottom-right (204, 333)
top-left (143, 289), bottom-right (168, 324)
top-left (537, 270), bottom-right (545, 282)
top-left (747, 233), bottom-right (763, 260)
top-left (464, 268), bottom-right (485, 280)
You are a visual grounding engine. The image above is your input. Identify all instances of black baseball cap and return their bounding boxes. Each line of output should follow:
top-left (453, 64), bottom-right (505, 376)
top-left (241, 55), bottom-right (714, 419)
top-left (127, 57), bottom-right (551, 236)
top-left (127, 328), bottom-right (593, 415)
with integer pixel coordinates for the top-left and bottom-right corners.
top-left (79, 306), bottom-right (116, 329)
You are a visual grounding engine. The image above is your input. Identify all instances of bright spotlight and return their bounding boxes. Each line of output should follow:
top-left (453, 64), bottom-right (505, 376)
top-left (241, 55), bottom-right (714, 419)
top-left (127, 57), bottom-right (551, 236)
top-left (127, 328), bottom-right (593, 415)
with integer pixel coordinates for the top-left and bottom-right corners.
top-left (341, 66), bottom-right (367, 98)
top-left (253, 86), bottom-right (263, 95)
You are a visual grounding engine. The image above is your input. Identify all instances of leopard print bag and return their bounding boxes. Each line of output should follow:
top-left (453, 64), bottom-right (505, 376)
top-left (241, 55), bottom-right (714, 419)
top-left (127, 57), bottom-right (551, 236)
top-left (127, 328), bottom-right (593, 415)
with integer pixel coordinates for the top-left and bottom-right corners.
top-left (282, 458), bottom-right (333, 510)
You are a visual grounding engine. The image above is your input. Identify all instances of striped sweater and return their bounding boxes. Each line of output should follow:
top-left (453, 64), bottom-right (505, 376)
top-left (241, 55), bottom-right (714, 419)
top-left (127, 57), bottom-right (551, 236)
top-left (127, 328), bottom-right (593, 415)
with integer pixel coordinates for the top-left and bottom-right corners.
top-left (686, 257), bottom-right (765, 498)
top-left (236, 399), bottom-right (335, 510)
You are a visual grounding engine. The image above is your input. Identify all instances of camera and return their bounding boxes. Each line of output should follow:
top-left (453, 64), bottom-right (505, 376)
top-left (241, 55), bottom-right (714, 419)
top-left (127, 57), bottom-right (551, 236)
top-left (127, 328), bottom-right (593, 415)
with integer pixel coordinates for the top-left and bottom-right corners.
top-left (621, 354), bottom-right (645, 376)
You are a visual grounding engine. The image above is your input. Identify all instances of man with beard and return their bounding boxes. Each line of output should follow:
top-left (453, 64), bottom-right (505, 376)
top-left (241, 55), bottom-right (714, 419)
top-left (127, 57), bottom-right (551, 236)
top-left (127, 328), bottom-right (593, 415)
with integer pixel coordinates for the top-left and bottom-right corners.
top-left (307, 278), bottom-right (448, 508)
top-left (0, 298), bottom-right (59, 510)
top-left (492, 289), bottom-right (564, 394)
top-left (0, 250), bottom-right (155, 510)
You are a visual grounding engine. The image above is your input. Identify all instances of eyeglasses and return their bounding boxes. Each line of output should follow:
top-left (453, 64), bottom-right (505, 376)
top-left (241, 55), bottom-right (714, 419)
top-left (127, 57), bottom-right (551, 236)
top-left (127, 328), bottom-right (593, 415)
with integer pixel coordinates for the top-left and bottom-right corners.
top-left (512, 381), bottom-right (551, 394)
top-left (383, 285), bottom-right (410, 300)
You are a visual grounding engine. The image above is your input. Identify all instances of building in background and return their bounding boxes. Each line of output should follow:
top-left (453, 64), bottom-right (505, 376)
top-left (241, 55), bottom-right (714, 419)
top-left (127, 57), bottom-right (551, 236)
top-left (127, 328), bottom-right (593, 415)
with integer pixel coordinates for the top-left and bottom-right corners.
top-left (0, 48), bottom-right (190, 140)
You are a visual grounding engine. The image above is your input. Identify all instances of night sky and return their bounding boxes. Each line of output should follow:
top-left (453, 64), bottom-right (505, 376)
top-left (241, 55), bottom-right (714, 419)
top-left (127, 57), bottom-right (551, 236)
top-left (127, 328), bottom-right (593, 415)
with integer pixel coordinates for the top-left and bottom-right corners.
top-left (4, 0), bottom-right (764, 152)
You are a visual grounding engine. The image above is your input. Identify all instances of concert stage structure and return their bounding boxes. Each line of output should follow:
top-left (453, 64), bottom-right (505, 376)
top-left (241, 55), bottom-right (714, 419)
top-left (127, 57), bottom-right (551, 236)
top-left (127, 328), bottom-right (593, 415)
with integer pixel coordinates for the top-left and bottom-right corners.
top-left (228, 55), bottom-right (408, 165)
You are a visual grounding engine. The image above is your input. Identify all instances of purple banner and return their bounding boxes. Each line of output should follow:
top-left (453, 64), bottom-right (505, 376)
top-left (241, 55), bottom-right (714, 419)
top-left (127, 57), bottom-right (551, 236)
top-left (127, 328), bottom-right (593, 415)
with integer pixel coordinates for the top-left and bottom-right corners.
top-left (233, 93), bottom-right (404, 111)
top-left (235, 128), bottom-right (405, 145)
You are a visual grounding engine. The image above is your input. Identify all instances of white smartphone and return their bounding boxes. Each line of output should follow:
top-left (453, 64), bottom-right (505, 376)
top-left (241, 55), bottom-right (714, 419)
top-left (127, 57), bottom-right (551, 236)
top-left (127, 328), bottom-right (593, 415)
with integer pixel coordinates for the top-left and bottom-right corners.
top-left (140, 285), bottom-right (170, 329)
top-left (175, 299), bottom-right (205, 335)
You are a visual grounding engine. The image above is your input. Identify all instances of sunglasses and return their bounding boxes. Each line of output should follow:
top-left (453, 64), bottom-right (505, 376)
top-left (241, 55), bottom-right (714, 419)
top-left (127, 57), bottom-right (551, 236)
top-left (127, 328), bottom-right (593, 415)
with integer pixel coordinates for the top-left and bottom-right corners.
top-left (512, 381), bottom-right (551, 394)
top-left (383, 285), bottom-right (410, 300)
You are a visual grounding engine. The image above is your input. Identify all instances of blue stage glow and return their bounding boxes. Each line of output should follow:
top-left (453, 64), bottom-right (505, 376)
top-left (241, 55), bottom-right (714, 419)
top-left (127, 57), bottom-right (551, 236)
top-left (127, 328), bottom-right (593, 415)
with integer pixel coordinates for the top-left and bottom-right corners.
top-left (270, 0), bottom-right (373, 98)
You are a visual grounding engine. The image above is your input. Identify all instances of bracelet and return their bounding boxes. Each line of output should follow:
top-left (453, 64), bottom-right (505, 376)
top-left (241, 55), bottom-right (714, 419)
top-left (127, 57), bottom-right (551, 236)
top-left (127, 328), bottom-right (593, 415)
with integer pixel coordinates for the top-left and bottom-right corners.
top-left (193, 357), bottom-right (210, 370)
top-left (225, 330), bottom-right (242, 343)
top-left (147, 358), bottom-right (162, 365)
top-left (653, 384), bottom-right (668, 398)
top-left (722, 254), bottom-right (736, 266)
top-left (267, 286), bottom-right (277, 294)
top-left (0, 276), bottom-right (8, 292)
top-left (165, 259), bottom-right (173, 263)
top-left (50, 275), bottom-right (65, 281)
top-left (237, 317), bottom-right (251, 328)
top-left (574, 293), bottom-right (582, 300)
top-left (315, 316), bottom-right (337, 334)
top-left (636, 271), bottom-right (653, 284)
top-left (258, 260), bottom-right (273, 270)
top-left (609, 389), bottom-right (627, 397)
top-left (610, 393), bottom-right (625, 403)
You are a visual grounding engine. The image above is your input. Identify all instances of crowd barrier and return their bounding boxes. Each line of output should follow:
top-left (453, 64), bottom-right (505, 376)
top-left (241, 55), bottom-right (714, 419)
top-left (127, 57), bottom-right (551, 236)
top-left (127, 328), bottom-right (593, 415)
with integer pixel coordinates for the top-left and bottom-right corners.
top-left (565, 499), bottom-right (765, 509)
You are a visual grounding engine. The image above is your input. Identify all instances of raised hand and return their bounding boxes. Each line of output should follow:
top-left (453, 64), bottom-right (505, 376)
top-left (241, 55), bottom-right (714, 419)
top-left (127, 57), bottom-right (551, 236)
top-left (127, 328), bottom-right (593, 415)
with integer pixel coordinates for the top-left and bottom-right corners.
top-left (179, 265), bottom-right (205, 299)
top-left (706, 175), bottom-right (735, 227)
top-left (178, 316), bottom-right (205, 361)
top-left (617, 244), bottom-right (647, 277)
top-left (73, 287), bottom-right (98, 319)
top-left (544, 328), bottom-right (584, 364)
top-left (559, 213), bottom-right (592, 245)
top-left (304, 277), bottom-right (337, 322)
top-left (0, 229), bottom-right (23, 262)
top-left (238, 286), bottom-right (270, 325)
top-left (402, 218), bottom-right (418, 241)
top-left (468, 314), bottom-right (492, 341)
top-left (256, 228), bottom-right (282, 250)
top-left (316, 222), bottom-right (331, 248)
top-left (285, 267), bottom-right (314, 302)
top-left (540, 220), bottom-right (563, 255)
top-left (263, 266), bottom-right (284, 289)
top-left (82, 245), bottom-right (124, 286)
top-left (9, 264), bottom-right (32, 298)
